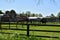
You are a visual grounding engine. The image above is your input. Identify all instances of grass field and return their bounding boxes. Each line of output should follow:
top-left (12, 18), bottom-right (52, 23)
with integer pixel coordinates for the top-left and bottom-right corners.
top-left (0, 22), bottom-right (60, 40)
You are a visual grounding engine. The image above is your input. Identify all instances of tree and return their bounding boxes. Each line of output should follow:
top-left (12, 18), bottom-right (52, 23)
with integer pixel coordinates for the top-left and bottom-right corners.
top-left (0, 10), bottom-right (4, 22)
top-left (32, 13), bottom-right (35, 17)
top-left (10, 10), bottom-right (17, 18)
top-left (5, 11), bottom-right (9, 13)
top-left (0, 10), bottom-right (4, 14)
top-left (4, 10), bottom-right (10, 18)
top-left (25, 11), bottom-right (31, 17)
top-left (5, 10), bottom-right (10, 15)
top-left (21, 12), bottom-right (26, 16)
top-left (57, 12), bottom-right (60, 20)
top-left (4, 10), bottom-right (17, 21)
top-left (50, 13), bottom-right (56, 22)
top-left (35, 14), bottom-right (38, 17)
top-left (1, 10), bottom-right (10, 22)
top-left (39, 13), bottom-right (43, 17)
top-left (50, 13), bottom-right (55, 17)
top-left (0, 10), bottom-right (4, 23)
top-left (57, 12), bottom-right (60, 17)
top-left (20, 13), bottom-right (23, 17)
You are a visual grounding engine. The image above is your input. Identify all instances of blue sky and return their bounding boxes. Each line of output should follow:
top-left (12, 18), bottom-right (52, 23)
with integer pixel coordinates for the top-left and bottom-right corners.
top-left (0, 0), bottom-right (60, 16)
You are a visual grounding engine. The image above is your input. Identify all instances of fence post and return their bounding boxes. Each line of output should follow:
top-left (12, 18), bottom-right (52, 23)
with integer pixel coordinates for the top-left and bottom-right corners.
top-left (16, 21), bottom-right (18, 29)
top-left (0, 17), bottom-right (1, 29)
top-left (9, 19), bottom-right (10, 29)
top-left (27, 24), bottom-right (29, 37)
top-left (0, 20), bottom-right (1, 29)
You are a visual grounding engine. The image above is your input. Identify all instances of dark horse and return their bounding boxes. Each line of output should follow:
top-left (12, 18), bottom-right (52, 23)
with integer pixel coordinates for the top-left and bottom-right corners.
top-left (40, 18), bottom-right (47, 24)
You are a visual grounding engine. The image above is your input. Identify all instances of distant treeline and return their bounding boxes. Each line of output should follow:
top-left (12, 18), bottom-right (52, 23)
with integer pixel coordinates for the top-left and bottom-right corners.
top-left (0, 10), bottom-right (60, 17)
top-left (0, 10), bottom-right (60, 22)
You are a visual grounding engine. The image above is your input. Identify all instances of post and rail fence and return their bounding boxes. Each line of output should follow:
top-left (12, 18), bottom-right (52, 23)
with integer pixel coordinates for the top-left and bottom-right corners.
top-left (0, 16), bottom-right (60, 39)
top-left (0, 21), bottom-right (60, 38)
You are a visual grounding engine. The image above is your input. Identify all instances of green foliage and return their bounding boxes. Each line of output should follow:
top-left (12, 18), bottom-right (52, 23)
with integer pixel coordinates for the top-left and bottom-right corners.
top-left (10, 10), bottom-right (17, 18)
top-left (50, 13), bottom-right (55, 17)
top-left (0, 22), bottom-right (60, 40)
top-left (57, 12), bottom-right (60, 19)
top-left (0, 10), bottom-right (60, 17)
top-left (57, 12), bottom-right (60, 17)
top-left (32, 13), bottom-right (35, 17)
top-left (0, 10), bottom-right (4, 14)
top-left (0, 34), bottom-right (46, 40)
top-left (39, 13), bottom-right (43, 17)
top-left (25, 11), bottom-right (31, 17)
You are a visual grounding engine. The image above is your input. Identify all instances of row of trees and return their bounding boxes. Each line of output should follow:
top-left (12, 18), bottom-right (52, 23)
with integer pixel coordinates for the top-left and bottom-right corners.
top-left (0, 10), bottom-right (43, 17)
top-left (0, 10), bottom-right (60, 18)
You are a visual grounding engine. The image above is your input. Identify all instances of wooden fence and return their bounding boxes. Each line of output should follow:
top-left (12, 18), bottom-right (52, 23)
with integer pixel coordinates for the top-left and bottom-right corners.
top-left (0, 21), bottom-right (60, 39)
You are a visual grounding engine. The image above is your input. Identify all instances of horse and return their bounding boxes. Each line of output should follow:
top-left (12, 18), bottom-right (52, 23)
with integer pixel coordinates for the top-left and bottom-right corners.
top-left (40, 18), bottom-right (47, 24)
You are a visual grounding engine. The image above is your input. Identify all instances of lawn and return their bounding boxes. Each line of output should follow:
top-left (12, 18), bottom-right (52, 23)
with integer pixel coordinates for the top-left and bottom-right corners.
top-left (0, 22), bottom-right (60, 40)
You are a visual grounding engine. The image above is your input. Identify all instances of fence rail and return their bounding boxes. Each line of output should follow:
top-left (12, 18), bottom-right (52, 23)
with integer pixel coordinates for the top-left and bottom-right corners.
top-left (0, 32), bottom-right (59, 38)
top-left (0, 22), bottom-right (60, 39)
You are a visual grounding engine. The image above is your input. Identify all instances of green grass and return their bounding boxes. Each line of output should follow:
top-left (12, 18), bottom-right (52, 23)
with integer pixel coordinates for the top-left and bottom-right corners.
top-left (0, 22), bottom-right (60, 40)
top-left (0, 33), bottom-right (47, 40)
top-left (0, 33), bottom-right (60, 40)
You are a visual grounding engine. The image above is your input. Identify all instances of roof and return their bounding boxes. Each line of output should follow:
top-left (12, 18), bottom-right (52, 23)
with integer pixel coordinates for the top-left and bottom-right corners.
top-left (28, 17), bottom-right (37, 19)
top-left (0, 14), bottom-right (4, 16)
top-left (28, 17), bottom-right (45, 19)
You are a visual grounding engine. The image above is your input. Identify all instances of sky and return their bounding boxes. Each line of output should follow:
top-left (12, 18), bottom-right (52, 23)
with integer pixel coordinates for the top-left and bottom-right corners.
top-left (0, 0), bottom-right (60, 17)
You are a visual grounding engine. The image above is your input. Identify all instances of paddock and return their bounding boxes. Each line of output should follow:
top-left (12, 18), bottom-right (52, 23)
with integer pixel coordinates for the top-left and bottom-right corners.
top-left (0, 16), bottom-right (60, 40)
